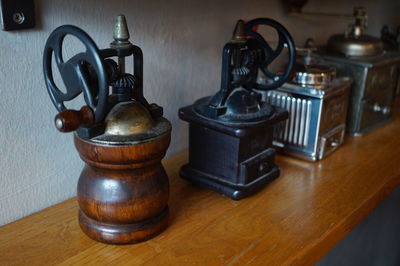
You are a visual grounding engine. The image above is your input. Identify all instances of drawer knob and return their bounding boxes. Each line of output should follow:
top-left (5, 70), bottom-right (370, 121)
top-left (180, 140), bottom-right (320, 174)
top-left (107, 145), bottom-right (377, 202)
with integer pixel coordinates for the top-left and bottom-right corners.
top-left (328, 138), bottom-right (339, 147)
top-left (258, 162), bottom-right (269, 175)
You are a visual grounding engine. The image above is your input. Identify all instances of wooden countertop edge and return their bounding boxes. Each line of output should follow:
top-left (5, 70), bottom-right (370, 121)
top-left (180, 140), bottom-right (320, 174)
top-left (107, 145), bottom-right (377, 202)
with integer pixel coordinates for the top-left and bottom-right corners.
top-left (293, 174), bottom-right (400, 265)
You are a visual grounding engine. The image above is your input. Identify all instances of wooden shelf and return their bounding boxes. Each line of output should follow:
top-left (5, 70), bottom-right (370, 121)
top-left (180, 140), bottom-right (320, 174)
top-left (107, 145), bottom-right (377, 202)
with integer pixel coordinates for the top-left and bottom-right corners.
top-left (1, 118), bottom-right (400, 265)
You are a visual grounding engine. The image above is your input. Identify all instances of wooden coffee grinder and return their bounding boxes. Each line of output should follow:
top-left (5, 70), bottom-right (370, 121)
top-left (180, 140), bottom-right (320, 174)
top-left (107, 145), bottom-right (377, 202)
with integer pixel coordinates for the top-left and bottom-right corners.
top-left (43, 15), bottom-right (171, 244)
top-left (179, 18), bottom-right (296, 200)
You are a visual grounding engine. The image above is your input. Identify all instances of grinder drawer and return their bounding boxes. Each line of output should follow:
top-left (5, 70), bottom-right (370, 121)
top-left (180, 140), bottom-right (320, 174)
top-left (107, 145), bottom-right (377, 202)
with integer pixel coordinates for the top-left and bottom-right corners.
top-left (239, 148), bottom-right (275, 184)
top-left (318, 124), bottom-right (345, 160)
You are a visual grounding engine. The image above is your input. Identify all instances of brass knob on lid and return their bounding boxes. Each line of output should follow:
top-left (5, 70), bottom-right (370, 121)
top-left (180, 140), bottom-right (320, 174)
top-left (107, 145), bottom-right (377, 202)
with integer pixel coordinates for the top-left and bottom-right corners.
top-left (232, 20), bottom-right (247, 43)
top-left (110, 14), bottom-right (133, 49)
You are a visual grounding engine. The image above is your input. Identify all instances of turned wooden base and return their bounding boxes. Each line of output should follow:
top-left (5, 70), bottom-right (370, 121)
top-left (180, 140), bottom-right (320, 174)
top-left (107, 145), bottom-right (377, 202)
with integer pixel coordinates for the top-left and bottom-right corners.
top-left (78, 208), bottom-right (169, 244)
top-left (74, 131), bottom-right (171, 244)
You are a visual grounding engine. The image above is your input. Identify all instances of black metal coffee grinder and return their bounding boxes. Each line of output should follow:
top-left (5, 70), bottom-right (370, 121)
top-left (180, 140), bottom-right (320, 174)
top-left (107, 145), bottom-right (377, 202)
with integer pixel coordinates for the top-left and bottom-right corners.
top-left (179, 18), bottom-right (296, 200)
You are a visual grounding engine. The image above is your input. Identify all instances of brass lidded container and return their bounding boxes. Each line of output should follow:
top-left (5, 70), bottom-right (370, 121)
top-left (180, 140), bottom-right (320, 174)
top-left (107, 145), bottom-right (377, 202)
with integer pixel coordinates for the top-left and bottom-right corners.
top-left (327, 7), bottom-right (384, 57)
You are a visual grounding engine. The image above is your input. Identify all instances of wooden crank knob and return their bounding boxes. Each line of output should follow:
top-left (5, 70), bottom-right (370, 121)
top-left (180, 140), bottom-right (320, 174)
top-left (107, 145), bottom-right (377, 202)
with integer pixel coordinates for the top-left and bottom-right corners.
top-left (54, 106), bottom-right (94, 132)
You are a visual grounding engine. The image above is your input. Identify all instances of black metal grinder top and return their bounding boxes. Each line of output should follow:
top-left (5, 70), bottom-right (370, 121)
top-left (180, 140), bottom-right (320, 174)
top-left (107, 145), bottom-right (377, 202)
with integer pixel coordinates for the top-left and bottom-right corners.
top-left (43, 15), bottom-right (169, 142)
top-left (179, 18), bottom-right (296, 200)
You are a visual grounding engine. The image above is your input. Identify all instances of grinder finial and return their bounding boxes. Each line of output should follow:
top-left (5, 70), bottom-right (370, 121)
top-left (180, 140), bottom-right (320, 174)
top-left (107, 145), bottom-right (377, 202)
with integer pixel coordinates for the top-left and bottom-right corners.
top-left (110, 14), bottom-right (132, 49)
top-left (232, 20), bottom-right (246, 43)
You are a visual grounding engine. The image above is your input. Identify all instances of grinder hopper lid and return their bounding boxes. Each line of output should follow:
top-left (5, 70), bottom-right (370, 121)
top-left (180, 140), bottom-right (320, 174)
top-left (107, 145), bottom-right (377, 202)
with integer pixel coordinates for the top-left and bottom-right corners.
top-left (327, 6), bottom-right (384, 57)
top-left (91, 100), bottom-right (171, 145)
top-left (292, 64), bottom-right (336, 88)
top-left (327, 34), bottom-right (384, 57)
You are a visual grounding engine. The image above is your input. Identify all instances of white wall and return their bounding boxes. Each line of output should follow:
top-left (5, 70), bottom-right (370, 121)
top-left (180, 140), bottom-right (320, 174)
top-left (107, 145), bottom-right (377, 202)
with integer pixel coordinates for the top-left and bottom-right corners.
top-left (0, 0), bottom-right (398, 225)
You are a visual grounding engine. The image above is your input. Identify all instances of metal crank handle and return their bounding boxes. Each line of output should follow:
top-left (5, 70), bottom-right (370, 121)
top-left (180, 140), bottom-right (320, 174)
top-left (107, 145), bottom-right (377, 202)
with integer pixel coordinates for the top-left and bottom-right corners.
top-left (54, 106), bottom-right (94, 132)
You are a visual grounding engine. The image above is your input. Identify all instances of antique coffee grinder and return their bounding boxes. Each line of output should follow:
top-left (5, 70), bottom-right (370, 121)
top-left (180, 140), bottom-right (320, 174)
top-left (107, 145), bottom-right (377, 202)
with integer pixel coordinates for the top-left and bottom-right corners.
top-left (43, 15), bottom-right (171, 244)
top-left (315, 7), bottom-right (400, 135)
top-left (179, 18), bottom-right (296, 200)
top-left (261, 48), bottom-right (351, 161)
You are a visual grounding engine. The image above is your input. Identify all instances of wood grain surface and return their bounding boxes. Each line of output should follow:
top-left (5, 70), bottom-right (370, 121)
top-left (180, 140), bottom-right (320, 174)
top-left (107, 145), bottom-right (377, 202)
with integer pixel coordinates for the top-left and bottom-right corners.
top-left (1, 117), bottom-right (400, 265)
top-left (74, 132), bottom-right (171, 244)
